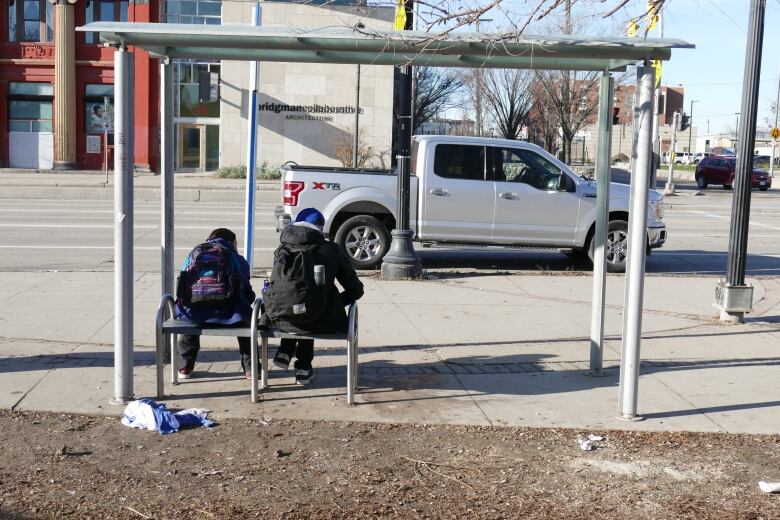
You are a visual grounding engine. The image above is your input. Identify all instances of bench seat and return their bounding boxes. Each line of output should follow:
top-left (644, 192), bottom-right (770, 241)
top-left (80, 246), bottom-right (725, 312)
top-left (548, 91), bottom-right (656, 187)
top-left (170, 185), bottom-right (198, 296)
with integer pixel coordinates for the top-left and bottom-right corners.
top-left (155, 296), bottom-right (359, 405)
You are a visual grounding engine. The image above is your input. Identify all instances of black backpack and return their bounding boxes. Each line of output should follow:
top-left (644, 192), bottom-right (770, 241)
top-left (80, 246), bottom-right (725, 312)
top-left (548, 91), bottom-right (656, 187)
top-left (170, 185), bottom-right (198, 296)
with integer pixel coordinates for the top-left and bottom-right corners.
top-left (264, 243), bottom-right (327, 324)
top-left (176, 241), bottom-right (237, 310)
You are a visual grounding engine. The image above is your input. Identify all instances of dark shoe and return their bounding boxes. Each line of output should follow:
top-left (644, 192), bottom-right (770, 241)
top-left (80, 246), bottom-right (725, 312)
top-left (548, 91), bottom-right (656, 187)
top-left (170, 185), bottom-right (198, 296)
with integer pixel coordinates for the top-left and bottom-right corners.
top-left (178, 366), bottom-right (194, 379)
top-left (273, 351), bottom-right (291, 370)
top-left (295, 367), bottom-right (314, 385)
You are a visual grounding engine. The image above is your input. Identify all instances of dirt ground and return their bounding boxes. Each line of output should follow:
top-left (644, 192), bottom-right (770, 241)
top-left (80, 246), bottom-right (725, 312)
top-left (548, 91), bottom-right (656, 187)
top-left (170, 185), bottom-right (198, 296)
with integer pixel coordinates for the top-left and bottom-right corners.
top-left (1, 410), bottom-right (779, 519)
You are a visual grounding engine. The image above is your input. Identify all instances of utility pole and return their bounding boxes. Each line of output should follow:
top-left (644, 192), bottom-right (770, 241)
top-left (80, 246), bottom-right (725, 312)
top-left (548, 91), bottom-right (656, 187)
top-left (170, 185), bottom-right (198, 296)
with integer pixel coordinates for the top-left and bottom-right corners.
top-left (381, 0), bottom-right (421, 280)
top-left (651, 7), bottom-right (663, 188)
top-left (770, 72), bottom-right (779, 178)
top-left (664, 111), bottom-right (679, 195)
top-left (563, 0), bottom-right (572, 163)
top-left (353, 64), bottom-right (361, 168)
top-left (686, 99), bottom-right (697, 161)
top-left (716, 0), bottom-right (766, 323)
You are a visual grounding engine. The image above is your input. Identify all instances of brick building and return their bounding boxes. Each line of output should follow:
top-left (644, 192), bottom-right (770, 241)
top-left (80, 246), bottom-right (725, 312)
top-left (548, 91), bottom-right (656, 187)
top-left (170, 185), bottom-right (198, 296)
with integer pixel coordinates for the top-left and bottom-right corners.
top-left (0, 0), bottom-right (160, 170)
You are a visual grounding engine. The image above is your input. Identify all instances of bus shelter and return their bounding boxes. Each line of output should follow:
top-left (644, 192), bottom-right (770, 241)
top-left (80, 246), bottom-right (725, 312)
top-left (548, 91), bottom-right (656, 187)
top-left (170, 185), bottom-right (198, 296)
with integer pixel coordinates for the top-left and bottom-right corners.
top-left (79, 21), bottom-right (692, 420)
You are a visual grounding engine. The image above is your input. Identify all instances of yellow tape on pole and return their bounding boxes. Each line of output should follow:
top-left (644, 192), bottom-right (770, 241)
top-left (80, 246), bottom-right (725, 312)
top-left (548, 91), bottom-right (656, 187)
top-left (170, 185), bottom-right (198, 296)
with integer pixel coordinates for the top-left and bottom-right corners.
top-left (393, 0), bottom-right (407, 30)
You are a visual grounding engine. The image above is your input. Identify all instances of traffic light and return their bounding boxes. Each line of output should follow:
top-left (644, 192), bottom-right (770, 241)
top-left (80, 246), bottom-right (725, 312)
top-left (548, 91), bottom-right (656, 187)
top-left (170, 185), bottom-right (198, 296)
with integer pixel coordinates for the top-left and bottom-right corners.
top-left (612, 106), bottom-right (620, 125)
top-left (679, 113), bottom-right (690, 132)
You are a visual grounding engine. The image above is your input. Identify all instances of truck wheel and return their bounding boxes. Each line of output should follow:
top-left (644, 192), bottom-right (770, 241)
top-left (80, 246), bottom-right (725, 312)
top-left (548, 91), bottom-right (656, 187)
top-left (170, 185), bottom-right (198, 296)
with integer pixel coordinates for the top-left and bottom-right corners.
top-left (334, 215), bottom-right (390, 270)
top-left (588, 220), bottom-right (629, 273)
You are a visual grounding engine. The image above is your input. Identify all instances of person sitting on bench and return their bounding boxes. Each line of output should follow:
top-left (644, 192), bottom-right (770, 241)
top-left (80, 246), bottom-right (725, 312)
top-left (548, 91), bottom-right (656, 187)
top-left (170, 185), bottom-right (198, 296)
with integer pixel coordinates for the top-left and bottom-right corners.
top-left (262, 208), bottom-right (364, 385)
top-left (175, 228), bottom-right (256, 379)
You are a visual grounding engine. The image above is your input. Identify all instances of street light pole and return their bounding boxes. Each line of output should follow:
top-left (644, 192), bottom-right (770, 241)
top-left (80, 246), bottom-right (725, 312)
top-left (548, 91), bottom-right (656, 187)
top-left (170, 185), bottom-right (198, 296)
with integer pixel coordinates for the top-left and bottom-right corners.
top-left (381, 0), bottom-right (422, 280)
top-left (686, 99), bottom-right (697, 161)
top-left (717, 0), bottom-right (766, 323)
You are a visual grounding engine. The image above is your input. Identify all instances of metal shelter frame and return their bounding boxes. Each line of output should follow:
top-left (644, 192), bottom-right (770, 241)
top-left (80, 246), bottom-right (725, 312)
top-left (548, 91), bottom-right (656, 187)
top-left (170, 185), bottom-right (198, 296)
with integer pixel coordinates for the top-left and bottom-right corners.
top-left (79, 22), bottom-right (692, 419)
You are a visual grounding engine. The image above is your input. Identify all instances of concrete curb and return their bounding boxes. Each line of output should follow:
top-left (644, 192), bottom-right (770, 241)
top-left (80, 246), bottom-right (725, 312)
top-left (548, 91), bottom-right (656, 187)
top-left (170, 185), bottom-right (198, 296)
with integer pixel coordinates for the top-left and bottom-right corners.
top-left (0, 180), bottom-right (280, 203)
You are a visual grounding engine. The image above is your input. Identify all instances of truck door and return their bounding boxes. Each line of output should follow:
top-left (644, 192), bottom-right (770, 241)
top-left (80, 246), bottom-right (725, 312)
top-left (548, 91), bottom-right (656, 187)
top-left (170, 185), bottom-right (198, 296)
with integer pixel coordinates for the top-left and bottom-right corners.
top-left (490, 147), bottom-right (580, 246)
top-left (421, 143), bottom-right (495, 242)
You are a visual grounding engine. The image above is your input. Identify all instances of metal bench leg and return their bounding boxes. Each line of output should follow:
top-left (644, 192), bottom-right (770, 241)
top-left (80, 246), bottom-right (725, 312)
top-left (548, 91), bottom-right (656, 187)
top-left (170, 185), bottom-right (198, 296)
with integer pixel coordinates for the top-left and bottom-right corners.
top-left (251, 331), bottom-right (258, 404)
top-left (347, 337), bottom-right (354, 406)
top-left (261, 337), bottom-right (269, 390)
top-left (346, 303), bottom-right (359, 405)
top-left (352, 330), bottom-right (359, 392)
top-left (171, 331), bottom-right (178, 385)
top-left (155, 330), bottom-right (164, 399)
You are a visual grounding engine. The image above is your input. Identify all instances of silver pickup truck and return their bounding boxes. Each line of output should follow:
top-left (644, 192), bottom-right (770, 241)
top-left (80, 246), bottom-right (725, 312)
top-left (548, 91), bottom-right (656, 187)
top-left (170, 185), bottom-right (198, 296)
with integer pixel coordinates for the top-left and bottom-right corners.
top-left (277, 135), bottom-right (666, 272)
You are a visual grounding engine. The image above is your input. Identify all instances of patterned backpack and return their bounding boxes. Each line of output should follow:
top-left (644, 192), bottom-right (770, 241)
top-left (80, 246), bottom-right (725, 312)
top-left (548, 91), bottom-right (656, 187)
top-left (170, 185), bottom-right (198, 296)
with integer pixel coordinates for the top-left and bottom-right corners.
top-left (176, 241), bottom-right (237, 310)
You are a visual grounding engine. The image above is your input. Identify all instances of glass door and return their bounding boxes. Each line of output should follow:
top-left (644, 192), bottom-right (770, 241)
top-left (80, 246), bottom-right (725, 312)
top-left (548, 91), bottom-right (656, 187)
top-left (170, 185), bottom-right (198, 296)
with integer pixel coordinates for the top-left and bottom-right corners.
top-left (177, 123), bottom-right (205, 171)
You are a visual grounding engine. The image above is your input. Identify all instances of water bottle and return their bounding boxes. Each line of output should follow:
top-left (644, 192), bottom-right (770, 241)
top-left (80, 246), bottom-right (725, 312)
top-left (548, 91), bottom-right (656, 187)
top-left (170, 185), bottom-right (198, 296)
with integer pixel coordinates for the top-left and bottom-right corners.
top-left (314, 265), bottom-right (325, 287)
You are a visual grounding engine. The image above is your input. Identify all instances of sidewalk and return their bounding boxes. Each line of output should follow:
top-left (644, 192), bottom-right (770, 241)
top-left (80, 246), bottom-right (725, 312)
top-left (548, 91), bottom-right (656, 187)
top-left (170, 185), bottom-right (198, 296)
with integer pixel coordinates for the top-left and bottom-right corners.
top-left (2, 269), bottom-right (779, 434)
top-left (0, 170), bottom-right (280, 203)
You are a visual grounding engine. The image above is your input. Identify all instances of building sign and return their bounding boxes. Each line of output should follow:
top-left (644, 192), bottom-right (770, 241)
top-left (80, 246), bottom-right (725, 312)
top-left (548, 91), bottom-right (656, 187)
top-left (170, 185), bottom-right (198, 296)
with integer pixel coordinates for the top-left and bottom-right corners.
top-left (259, 102), bottom-right (363, 123)
top-left (86, 135), bottom-right (101, 154)
top-left (21, 43), bottom-right (55, 60)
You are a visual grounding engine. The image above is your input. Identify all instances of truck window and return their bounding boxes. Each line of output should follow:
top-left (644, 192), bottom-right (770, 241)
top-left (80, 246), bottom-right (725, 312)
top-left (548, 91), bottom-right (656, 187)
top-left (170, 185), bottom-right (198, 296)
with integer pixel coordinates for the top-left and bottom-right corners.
top-left (433, 144), bottom-right (485, 181)
top-left (492, 147), bottom-right (563, 191)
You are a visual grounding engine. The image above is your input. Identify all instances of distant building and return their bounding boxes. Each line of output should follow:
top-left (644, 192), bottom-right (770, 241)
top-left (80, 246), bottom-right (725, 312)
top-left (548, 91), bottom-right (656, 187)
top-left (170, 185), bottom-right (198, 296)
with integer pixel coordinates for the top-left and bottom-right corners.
top-left (417, 117), bottom-right (475, 136)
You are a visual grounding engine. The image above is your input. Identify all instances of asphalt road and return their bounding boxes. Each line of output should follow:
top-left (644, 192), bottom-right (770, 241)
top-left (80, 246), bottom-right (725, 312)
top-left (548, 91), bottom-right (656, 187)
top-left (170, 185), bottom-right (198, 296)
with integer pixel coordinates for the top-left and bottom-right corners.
top-left (1, 186), bottom-right (779, 276)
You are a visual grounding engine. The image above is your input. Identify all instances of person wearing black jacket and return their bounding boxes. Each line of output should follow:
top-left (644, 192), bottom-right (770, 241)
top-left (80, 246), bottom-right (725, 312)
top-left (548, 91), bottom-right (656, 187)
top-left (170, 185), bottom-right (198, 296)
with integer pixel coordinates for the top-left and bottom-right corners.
top-left (265, 208), bottom-right (364, 385)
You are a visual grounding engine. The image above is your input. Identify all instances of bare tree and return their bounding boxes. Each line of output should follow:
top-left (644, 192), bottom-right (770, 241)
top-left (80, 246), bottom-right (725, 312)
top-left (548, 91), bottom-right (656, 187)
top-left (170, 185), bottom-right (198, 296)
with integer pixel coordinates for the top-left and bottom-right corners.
top-left (533, 68), bottom-right (599, 164)
top-left (408, 0), bottom-right (667, 39)
top-left (457, 69), bottom-right (488, 136)
top-left (413, 67), bottom-right (464, 132)
top-left (330, 127), bottom-right (376, 168)
top-left (483, 68), bottom-right (533, 140)
top-left (527, 95), bottom-right (559, 154)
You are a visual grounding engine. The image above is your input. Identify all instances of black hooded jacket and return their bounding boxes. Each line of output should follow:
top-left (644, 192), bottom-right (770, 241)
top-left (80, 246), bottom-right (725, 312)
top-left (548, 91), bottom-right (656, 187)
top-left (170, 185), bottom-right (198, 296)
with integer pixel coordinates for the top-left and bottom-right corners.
top-left (263, 223), bottom-right (364, 334)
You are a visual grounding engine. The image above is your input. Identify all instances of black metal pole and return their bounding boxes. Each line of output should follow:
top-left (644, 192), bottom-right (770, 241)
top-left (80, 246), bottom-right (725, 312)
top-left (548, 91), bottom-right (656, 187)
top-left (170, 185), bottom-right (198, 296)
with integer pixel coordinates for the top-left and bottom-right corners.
top-left (727, 0), bottom-right (765, 287)
top-left (717, 0), bottom-right (765, 323)
top-left (381, 0), bottom-right (421, 279)
top-left (397, 64), bottom-right (412, 230)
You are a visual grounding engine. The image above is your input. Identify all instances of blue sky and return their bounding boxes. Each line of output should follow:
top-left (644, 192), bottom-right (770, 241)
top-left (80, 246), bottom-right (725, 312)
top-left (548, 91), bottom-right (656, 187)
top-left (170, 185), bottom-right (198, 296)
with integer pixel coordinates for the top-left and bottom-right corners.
top-left (660, 0), bottom-right (780, 135)
top-left (422, 0), bottom-right (780, 135)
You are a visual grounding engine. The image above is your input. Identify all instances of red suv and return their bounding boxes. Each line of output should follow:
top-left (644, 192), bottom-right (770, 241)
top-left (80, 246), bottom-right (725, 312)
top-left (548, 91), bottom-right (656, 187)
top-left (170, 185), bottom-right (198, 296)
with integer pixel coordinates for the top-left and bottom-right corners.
top-left (695, 155), bottom-right (771, 191)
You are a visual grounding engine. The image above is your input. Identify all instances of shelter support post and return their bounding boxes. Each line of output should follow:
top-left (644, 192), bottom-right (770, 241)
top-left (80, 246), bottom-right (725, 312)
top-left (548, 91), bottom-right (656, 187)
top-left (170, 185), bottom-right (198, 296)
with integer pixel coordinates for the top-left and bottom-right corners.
top-left (717, 0), bottom-right (765, 323)
top-left (588, 72), bottom-right (614, 374)
top-left (161, 58), bottom-right (175, 297)
top-left (617, 64), bottom-right (655, 421)
top-left (244, 2), bottom-right (261, 270)
top-left (112, 46), bottom-right (135, 405)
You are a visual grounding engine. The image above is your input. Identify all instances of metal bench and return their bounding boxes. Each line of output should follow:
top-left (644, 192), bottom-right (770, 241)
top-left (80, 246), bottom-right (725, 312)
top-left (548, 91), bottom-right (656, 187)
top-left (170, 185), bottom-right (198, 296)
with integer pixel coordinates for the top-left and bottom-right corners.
top-left (155, 295), bottom-right (359, 405)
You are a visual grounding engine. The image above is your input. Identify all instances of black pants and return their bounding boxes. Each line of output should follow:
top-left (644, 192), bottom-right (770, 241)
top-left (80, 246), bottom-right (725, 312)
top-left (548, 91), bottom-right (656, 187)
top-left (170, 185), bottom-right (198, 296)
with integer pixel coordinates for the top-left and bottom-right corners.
top-left (178, 328), bottom-right (253, 371)
top-left (277, 338), bottom-right (314, 370)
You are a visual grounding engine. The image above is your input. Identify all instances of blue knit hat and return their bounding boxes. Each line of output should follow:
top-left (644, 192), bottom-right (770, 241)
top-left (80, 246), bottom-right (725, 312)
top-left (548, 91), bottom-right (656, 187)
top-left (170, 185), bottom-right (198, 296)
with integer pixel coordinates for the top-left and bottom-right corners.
top-left (295, 207), bottom-right (325, 228)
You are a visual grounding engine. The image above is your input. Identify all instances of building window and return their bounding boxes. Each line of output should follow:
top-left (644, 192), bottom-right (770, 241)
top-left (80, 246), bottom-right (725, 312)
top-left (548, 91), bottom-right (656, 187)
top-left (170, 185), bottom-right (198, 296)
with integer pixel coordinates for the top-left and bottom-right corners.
top-left (84, 0), bottom-right (129, 44)
top-left (9, 0), bottom-right (54, 42)
top-left (175, 62), bottom-right (220, 118)
top-left (165, 1), bottom-right (222, 25)
top-left (8, 82), bottom-right (53, 133)
top-left (85, 84), bottom-right (114, 133)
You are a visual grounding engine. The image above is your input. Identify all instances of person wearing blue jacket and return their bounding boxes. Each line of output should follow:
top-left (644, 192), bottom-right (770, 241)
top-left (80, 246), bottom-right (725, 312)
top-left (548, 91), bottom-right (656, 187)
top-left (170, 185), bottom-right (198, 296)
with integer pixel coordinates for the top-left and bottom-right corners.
top-left (175, 228), bottom-right (256, 379)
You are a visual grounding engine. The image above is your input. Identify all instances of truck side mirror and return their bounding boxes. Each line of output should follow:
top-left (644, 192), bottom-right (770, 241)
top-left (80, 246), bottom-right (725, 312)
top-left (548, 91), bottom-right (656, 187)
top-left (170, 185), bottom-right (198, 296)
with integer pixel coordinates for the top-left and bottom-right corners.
top-left (558, 173), bottom-right (575, 193)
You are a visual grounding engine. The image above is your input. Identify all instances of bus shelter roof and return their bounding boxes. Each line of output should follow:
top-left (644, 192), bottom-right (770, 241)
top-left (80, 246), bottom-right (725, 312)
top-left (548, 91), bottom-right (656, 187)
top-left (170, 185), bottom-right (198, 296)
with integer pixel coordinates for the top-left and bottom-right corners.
top-left (79, 22), bottom-right (693, 71)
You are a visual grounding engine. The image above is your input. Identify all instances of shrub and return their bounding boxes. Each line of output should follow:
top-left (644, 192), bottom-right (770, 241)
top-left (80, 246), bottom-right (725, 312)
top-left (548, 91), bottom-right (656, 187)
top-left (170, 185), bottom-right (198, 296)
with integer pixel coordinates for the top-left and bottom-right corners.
top-left (215, 161), bottom-right (280, 180)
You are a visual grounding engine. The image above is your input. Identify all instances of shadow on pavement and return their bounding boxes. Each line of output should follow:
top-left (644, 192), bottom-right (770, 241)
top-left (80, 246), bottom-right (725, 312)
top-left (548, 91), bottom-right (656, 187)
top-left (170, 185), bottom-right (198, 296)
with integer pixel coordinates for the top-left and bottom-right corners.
top-left (418, 249), bottom-right (780, 277)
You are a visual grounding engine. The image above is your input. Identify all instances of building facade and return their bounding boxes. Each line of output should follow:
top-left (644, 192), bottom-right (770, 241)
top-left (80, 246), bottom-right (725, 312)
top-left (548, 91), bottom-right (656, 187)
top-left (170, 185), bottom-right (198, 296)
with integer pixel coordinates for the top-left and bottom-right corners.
top-left (218, 1), bottom-right (394, 172)
top-left (1, 0), bottom-right (394, 173)
top-left (0, 0), bottom-right (160, 170)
